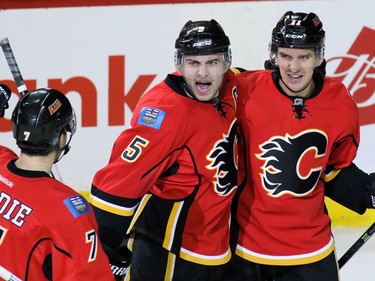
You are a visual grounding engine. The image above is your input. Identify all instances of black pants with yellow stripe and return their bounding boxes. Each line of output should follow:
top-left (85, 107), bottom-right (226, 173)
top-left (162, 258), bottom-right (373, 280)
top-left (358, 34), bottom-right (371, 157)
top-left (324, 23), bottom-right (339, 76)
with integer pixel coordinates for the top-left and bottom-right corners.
top-left (223, 250), bottom-right (339, 281)
top-left (125, 235), bottom-right (228, 281)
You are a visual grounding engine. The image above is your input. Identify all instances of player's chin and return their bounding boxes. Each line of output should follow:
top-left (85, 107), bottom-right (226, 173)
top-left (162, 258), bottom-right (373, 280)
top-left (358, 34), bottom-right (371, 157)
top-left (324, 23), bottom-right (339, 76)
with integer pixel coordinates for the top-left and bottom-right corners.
top-left (194, 92), bottom-right (214, 102)
top-left (287, 84), bottom-right (305, 93)
top-left (285, 77), bottom-right (307, 90)
top-left (192, 88), bottom-right (215, 101)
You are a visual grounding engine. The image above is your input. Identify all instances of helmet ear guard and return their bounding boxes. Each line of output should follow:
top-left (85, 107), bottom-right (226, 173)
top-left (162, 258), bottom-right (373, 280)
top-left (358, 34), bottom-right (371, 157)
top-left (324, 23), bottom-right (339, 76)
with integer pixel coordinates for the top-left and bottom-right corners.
top-left (269, 11), bottom-right (325, 66)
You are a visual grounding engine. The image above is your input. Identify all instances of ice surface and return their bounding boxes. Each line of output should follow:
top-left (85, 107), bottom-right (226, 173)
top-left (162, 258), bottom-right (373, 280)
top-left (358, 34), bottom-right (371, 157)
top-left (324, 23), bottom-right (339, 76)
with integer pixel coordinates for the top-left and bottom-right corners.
top-left (333, 226), bottom-right (375, 280)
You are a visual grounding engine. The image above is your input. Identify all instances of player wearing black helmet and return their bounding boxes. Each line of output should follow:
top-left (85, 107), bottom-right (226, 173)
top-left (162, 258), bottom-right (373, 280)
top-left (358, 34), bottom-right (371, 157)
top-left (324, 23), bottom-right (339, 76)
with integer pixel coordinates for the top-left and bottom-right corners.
top-left (11, 88), bottom-right (76, 161)
top-left (174, 19), bottom-right (232, 104)
top-left (226, 11), bottom-right (375, 281)
top-left (268, 11), bottom-right (326, 97)
top-left (0, 88), bottom-right (115, 281)
top-left (90, 19), bottom-right (239, 281)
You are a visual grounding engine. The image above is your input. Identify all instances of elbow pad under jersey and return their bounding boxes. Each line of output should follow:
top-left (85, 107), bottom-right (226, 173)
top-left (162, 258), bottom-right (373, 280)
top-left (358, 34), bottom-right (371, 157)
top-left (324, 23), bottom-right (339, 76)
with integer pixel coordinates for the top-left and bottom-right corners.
top-left (324, 162), bottom-right (372, 214)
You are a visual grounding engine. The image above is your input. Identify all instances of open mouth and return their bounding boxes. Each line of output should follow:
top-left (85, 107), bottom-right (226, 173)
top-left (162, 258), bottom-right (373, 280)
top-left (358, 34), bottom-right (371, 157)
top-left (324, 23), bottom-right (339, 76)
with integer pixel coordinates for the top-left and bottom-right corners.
top-left (196, 82), bottom-right (212, 94)
top-left (288, 73), bottom-right (303, 83)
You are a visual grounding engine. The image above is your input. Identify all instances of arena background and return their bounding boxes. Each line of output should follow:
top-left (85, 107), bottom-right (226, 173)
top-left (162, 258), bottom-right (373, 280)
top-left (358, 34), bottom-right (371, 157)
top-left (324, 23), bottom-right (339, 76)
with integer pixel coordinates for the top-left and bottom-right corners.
top-left (0, 0), bottom-right (374, 226)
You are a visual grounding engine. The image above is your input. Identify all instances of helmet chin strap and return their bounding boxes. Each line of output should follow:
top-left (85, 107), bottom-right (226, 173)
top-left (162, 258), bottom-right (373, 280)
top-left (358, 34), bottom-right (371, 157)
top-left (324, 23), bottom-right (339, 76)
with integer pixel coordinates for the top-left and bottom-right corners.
top-left (54, 133), bottom-right (73, 164)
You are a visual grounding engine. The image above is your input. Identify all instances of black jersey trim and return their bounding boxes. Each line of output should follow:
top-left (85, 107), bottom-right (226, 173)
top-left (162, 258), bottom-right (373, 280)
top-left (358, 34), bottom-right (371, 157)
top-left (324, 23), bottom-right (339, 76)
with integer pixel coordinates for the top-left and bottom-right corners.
top-left (25, 237), bottom-right (71, 280)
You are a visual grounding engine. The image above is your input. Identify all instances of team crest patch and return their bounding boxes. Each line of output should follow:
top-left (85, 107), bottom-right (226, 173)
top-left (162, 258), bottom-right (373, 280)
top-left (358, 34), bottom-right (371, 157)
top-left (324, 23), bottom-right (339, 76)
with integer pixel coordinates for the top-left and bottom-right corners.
top-left (137, 107), bottom-right (166, 130)
top-left (63, 195), bottom-right (91, 218)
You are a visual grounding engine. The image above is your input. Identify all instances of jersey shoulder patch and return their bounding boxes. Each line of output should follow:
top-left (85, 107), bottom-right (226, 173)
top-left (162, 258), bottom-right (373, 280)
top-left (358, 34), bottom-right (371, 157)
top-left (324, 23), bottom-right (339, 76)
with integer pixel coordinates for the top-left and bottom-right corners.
top-left (137, 107), bottom-right (166, 130)
top-left (63, 195), bottom-right (91, 218)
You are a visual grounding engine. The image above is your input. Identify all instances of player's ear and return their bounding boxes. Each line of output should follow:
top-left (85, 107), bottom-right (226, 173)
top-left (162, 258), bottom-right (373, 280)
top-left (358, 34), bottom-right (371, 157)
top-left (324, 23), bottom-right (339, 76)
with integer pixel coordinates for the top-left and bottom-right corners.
top-left (59, 131), bottom-right (67, 149)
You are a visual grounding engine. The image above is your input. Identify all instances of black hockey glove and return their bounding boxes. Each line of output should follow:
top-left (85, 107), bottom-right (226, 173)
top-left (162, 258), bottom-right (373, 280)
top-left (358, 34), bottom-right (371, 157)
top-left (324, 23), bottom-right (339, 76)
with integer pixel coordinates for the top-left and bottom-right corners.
top-left (365, 173), bottom-right (375, 208)
top-left (102, 244), bottom-right (132, 281)
top-left (0, 84), bottom-right (11, 117)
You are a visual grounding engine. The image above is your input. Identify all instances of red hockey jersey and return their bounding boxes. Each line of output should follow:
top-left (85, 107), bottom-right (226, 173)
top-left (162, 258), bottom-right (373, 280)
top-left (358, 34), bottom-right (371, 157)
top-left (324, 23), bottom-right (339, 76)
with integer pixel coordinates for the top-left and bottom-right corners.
top-left (91, 71), bottom-right (238, 265)
top-left (0, 146), bottom-right (114, 281)
top-left (234, 70), bottom-right (359, 265)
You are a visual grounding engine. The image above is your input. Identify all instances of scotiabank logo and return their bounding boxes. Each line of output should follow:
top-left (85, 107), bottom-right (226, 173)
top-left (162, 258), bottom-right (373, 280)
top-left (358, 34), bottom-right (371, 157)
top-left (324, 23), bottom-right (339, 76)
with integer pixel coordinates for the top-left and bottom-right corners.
top-left (0, 55), bottom-right (157, 132)
top-left (327, 26), bottom-right (375, 126)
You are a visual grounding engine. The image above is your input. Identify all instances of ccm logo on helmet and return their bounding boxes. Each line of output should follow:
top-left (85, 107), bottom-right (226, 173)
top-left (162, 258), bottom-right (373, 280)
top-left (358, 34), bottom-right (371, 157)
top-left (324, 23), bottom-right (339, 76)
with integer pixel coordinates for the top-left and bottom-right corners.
top-left (285, 34), bottom-right (306, 40)
top-left (193, 39), bottom-right (212, 48)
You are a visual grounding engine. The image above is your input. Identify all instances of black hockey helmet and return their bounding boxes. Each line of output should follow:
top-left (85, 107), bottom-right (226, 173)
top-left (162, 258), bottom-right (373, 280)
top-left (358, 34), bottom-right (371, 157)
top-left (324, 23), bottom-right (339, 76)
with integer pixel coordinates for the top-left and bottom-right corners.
top-left (12, 88), bottom-right (76, 155)
top-left (269, 11), bottom-right (325, 65)
top-left (174, 19), bottom-right (232, 67)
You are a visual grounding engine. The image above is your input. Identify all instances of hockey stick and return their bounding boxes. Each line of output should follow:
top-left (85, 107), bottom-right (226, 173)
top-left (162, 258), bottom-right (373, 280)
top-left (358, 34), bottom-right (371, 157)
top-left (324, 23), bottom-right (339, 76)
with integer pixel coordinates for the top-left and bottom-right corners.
top-left (0, 265), bottom-right (22, 281)
top-left (0, 38), bottom-right (28, 97)
top-left (338, 221), bottom-right (375, 268)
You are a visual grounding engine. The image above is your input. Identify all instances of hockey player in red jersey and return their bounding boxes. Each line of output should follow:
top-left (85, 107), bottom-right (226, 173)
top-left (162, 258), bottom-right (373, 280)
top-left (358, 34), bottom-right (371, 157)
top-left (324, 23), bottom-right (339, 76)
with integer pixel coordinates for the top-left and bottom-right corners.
top-left (228, 11), bottom-right (375, 281)
top-left (0, 88), bottom-right (115, 281)
top-left (90, 19), bottom-right (238, 281)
